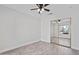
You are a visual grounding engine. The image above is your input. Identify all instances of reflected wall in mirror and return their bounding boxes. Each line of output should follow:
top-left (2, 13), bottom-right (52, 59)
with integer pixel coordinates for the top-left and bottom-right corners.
top-left (60, 25), bottom-right (69, 34)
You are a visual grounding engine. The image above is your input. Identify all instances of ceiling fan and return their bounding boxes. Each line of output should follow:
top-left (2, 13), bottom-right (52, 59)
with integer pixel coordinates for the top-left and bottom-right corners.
top-left (30, 4), bottom-right (50, 14)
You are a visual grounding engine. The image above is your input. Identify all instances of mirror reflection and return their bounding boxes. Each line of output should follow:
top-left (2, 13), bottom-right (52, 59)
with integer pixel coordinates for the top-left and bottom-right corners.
top-left (60, 25), bottom-right (69, 34)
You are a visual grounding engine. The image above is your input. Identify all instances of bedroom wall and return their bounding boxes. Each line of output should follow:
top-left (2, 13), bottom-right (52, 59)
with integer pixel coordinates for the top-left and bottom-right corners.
top-left (41, 4), bottom-right (79, 50)
top-left (0, 5), bottom-right (41, 53)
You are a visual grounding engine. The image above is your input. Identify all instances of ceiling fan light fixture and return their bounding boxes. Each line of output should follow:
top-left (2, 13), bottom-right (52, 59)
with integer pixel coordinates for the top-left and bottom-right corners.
top-left (40, 10), bottom-right (43, 13)
top-left (41, 8), bottom-right (44, 11)
top-left (37, 9), bottom-right (40, 12)
top-left (37, 8), bottom-right (44, 14)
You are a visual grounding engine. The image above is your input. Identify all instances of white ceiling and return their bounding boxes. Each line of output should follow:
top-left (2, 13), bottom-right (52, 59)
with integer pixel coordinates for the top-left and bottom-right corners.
top-left (2, 4), bottom-right (77, 19)
top-left (3, 4), bottom-right (54, 17)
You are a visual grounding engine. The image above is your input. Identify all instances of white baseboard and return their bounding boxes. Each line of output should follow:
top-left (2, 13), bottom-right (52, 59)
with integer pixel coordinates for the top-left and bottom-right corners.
top-left (41, 40), bottom-right (50, 43)
top-left (0, 40), bottom-right (40, 54)
top-left (71, 46), bottom-right (79, 50)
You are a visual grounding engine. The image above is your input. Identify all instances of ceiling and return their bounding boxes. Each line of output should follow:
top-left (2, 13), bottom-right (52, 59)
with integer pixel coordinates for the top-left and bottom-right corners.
top-left (2, 4), bottom-right (77, 19)
top-left (3, 4), bottom-right (54, 17)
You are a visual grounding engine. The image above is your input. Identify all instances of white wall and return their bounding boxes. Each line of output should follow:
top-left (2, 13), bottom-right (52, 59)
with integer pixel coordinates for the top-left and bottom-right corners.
top-left (41, 5), bottom-right (79, 50)
top-left (0, 5), bottom-right (41, 53)
top-left (41, 17), bottom-right (51, 42)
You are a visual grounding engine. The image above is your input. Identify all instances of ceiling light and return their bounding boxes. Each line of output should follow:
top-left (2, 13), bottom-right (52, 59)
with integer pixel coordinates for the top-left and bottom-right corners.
top-left (37, 9), bottom-right (40, 12)
top-left (41, 8), bottom-right (44, 11)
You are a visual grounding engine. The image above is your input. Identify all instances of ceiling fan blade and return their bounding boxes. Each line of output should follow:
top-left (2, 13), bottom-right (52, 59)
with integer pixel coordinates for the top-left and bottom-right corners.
top-left (36, 4), bottom-right (43, 8)
top-left (30, 8), bottom-right (38, 10)
top-left (36, 4), bottom-right (40, 8)
top-left (44, 8), bottom-right (50, 12)
top-left (44, 4), bottom-right (49, 7)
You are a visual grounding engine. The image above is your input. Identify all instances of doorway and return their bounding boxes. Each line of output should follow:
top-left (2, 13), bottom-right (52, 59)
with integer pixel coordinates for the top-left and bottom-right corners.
top-left (50, 17), bottom-right (71, 48)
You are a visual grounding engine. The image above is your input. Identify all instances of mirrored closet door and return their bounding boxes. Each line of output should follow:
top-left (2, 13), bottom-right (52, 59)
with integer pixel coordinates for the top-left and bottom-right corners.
top-left (50, 17), bottom-right (71, 47)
